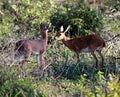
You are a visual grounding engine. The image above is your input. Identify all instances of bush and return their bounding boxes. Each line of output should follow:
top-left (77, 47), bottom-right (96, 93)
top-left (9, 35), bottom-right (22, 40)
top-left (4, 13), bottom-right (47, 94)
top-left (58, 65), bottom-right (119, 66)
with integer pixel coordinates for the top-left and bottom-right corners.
top-left (0, 67), bottom-right (43, 97)
top-left (0, 0), bottom-right (56, 40)
top-left (50, 0), bottom-right (103, 36)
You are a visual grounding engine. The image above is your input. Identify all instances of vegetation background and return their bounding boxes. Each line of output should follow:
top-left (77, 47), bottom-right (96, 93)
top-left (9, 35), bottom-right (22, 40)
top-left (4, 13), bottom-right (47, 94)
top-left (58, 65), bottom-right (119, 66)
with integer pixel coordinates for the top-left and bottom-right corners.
top-left (0, 0), bottom-right (120, 96)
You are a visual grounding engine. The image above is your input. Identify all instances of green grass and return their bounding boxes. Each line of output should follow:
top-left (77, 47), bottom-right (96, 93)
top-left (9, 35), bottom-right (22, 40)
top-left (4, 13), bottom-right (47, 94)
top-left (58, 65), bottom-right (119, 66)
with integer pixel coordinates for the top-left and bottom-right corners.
top-left (0, 13), bottom-right (120, 97)
top-left (0, 40), bottom-right (120, 97)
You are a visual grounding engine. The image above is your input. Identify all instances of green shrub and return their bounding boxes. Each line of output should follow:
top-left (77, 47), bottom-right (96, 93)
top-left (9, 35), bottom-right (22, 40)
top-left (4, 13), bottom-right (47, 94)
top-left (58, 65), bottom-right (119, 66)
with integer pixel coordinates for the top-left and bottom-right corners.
top-left (50, 0), bottom-right (103, 36)
top-left (0, 0), bottom-right (56, 40)
top-left (0, 67), bottom-right (43, 97)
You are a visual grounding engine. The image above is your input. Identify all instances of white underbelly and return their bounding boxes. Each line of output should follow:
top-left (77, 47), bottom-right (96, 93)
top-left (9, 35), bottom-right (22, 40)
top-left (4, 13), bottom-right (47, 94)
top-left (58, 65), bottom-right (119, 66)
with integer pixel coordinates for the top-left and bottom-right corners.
top-left (96, 46), bottom-right (102, 51)
top-left (81, 46), bottom-right (102, 52)
top-left (31, 51), bottom-right (39, 55)
top-left (81, 47), bottom-right (90, 52)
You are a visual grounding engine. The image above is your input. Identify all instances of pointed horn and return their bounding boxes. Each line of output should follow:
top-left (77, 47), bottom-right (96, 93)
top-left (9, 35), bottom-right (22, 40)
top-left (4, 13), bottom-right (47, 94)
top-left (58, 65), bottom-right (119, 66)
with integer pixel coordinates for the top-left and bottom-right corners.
top-left (60, 26), bottom-right (64, 32)
top-left (64, 25), bottom-right (71, 33)
top-left (48, 23), bottom-right (51, 28)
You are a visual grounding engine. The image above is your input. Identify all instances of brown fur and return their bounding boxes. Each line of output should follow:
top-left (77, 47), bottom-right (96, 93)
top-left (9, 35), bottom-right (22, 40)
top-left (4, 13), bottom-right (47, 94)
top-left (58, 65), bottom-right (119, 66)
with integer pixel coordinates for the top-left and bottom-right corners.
top-left (56, 26), bottom-right (106, 67)
top-left (12, 24), bottom-right (49, 68)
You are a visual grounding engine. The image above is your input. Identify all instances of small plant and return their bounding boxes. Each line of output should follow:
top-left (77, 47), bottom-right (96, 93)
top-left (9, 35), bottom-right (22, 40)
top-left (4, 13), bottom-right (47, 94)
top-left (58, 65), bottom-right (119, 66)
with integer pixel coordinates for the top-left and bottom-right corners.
top-left (107, 74), bottom-right (120, 97)
top-left (0, 67), bottom-right (43, 97)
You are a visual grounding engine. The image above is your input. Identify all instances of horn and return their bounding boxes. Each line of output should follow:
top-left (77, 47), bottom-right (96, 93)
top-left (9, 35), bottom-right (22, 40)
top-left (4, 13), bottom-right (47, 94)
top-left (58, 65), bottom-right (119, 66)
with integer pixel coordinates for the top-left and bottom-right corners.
top-left (64, 25), bottom-right (71, 33)
top-left (60, 26), bottom-right (64, 32)
top-left (48, 23), bottom-right (51, 28)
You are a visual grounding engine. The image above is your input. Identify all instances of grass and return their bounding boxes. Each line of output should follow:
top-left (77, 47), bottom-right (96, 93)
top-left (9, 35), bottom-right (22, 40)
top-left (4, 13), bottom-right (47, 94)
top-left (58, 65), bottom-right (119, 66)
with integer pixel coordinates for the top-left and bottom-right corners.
top-left (0, 13), bottom-right (120, 97)
top-left (0, 38), bottom-right (120, 97)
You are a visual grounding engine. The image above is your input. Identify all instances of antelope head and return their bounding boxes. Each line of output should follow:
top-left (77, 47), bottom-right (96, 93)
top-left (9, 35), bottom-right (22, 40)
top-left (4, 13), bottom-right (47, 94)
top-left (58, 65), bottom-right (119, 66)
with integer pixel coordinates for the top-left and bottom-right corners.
top-left (40, 23), bottom-right (50, 31)
top-left (55, 26), bottom-right (70, 40)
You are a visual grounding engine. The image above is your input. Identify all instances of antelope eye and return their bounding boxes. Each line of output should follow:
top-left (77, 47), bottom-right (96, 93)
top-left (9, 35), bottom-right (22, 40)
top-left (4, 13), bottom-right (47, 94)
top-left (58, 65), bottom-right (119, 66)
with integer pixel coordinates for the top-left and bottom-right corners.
top-left (57, 33), bottom-right (61, 36)
top-left (56, 32), bottom-right (62, 36)
top-left (59, 33), bottom-right (62, 35)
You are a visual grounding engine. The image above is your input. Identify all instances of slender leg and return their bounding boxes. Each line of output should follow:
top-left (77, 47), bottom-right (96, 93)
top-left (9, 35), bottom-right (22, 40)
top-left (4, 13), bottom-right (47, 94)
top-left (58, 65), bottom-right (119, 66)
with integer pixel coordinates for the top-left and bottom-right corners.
top-left (14, 52), bottom-right (19, 61)
top-left (22, 53), bottom-right (31, 67)
top-left (40, 55), bottom-right (42, 65)
top-left (11, 51), bottom-right (20, 65)
top-left (76, 53), bottom-right (79, 62)
top-left (97, 50), bottom-right (104, 67)
top-left (19, 53), bottom-right (30, 75)
top-left (17, 54), bottom-right (28, 77)
top-left (24, 54), bottom-right (30, 63)
top-left (39, 54), bottom-right (45, 77)
top-left (36, 55), bottom-right (39, 66)
top-left (91, 51), bottom-right (98, 67)
top-left (39, 54), bottom-right (43, 67)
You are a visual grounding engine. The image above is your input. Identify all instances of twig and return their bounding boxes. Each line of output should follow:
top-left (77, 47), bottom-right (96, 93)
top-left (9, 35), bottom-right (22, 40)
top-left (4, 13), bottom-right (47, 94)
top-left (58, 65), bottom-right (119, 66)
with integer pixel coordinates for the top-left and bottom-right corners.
top-left (105, 33), bottom-right (120, 42)
top-left (43, 63), bottom-right (51, 71)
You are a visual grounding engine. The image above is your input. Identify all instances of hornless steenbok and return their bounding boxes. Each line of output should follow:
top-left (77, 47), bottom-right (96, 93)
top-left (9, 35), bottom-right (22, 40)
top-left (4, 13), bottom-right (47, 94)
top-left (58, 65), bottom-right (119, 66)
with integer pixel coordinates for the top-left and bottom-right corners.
top-left (12, 23), bottom-right (50, 68)
top-left (55, 26), bottom-right (106, 67)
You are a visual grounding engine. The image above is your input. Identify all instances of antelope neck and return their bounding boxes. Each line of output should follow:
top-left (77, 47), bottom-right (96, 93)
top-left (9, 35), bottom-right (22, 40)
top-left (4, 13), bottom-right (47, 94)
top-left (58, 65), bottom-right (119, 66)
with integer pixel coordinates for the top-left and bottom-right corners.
top-left (41, 30), bottom-right (48, 44)
top-left (62, 36), bottom-right (71, 48)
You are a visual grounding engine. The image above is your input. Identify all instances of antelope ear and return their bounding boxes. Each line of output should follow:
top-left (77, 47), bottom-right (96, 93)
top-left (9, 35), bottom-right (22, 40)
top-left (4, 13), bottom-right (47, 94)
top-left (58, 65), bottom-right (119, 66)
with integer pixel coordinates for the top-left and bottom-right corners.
top-left (48, 23), bottom-right (51, 28)
top-left (60, 26), bottom-right (64, 32)
top-left (40, 23), bottom-right (45, 29)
